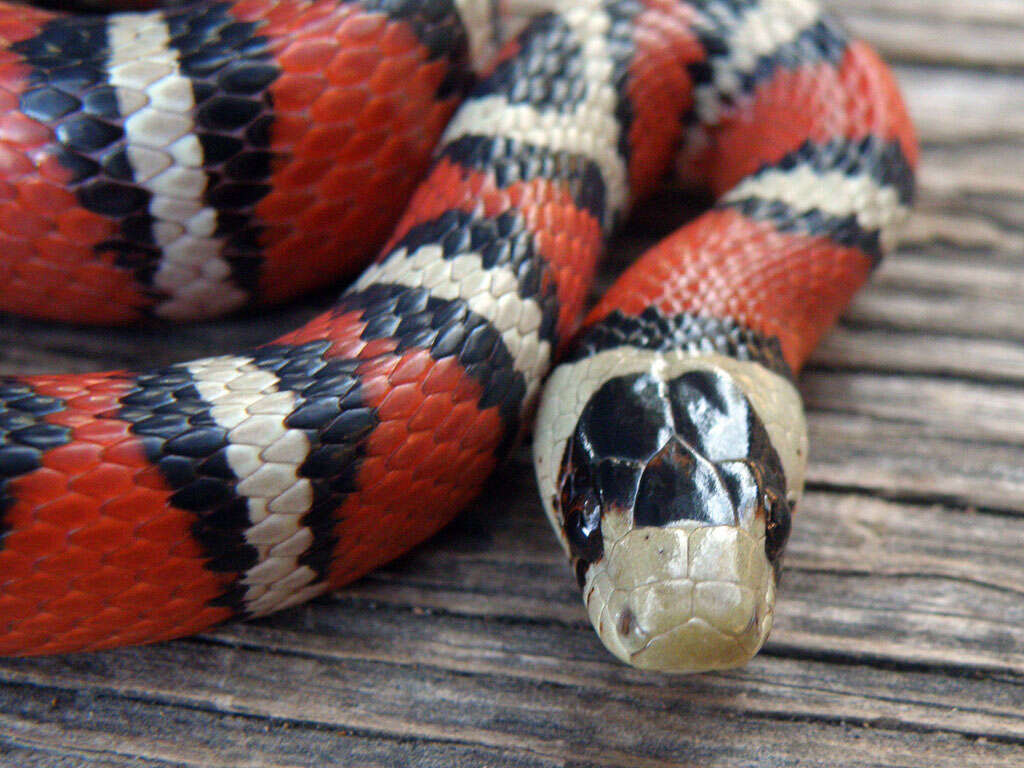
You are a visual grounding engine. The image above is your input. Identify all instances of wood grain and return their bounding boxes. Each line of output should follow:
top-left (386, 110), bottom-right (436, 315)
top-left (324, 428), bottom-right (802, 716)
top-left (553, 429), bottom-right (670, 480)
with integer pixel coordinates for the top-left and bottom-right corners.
top-left (2, 1), bottom-right (1023, 766)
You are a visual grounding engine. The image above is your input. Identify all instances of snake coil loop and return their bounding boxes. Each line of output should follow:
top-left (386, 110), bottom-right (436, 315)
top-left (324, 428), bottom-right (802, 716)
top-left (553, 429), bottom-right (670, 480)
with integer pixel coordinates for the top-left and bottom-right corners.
top-left (0, 0), bottom-right (915, 671)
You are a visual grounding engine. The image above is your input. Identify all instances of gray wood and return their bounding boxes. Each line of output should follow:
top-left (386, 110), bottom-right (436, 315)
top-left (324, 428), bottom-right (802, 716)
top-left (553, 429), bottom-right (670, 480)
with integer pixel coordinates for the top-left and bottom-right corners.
top-left (2, 1), bottom-right (1023, 766)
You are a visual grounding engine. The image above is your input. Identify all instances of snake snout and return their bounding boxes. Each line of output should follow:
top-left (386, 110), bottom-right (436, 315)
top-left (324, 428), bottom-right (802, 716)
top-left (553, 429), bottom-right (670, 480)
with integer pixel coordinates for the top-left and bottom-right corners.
top-left (583, 523), bottom-right (776, 673)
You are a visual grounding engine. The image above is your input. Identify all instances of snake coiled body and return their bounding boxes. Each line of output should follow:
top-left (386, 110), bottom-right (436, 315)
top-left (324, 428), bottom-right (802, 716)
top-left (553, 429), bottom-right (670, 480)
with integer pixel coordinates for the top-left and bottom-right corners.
top-left (0, 0), bottom-right (915, 669)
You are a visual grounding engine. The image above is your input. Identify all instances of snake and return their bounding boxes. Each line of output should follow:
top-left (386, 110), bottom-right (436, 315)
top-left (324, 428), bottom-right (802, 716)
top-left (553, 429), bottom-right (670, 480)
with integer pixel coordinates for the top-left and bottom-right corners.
top-left (0, 0), bottom-right (916, 672)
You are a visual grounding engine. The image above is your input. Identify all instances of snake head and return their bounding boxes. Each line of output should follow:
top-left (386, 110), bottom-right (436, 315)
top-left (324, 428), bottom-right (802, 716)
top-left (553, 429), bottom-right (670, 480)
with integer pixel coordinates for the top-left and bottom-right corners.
top-left (537, 354), bottom-right (807, 673)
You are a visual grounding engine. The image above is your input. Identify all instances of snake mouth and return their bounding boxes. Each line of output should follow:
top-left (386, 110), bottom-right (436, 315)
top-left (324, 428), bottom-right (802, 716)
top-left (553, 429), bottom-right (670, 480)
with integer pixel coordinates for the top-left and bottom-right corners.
top-left (582, 522), bottom-right (776, 673)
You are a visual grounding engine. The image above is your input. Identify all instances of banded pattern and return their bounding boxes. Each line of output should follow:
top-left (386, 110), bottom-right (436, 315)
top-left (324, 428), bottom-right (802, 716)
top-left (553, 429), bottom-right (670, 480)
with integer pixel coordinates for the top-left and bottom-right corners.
top-left (0, 0), bottom-right (638, 655)
top-left (0, 0), bottom-right (471, 322)
top-left (179, 356), bottom-right (324, 616)
top-left (688, 0), bottom-right (844, 125)
top-left (0, 0), bottom-right (916, 670)
top-left (567, 307), bottom-right (792, 379)
top-left (118, 352), bottom-right (338, 617)
top-left (721, 136), bottom-right (916, 260)
top-left (533, 0), bottom-right (917, 671)
top-left (442, 0), bottom-right (632, 227)
top-left (351, 209), bottom-right (559, 414)
top-left (108, 8), bottom-right (269, 318)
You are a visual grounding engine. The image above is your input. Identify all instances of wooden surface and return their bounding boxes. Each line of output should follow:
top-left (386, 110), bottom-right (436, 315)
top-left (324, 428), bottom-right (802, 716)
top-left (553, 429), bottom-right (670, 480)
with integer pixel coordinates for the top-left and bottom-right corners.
top-left (1, 1), bottom-right (1023, 765)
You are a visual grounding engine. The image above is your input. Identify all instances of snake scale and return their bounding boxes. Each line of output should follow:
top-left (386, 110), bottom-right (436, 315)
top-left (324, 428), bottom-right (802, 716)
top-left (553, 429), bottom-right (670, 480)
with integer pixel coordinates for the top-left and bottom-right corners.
top-left (0, 0), bottom-right (916, 671)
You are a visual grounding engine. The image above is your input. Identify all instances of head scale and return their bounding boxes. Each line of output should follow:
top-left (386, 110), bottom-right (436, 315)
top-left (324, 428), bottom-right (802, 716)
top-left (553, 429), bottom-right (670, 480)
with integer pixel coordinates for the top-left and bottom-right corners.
top-left (554, 363), bottom-right (801, 672)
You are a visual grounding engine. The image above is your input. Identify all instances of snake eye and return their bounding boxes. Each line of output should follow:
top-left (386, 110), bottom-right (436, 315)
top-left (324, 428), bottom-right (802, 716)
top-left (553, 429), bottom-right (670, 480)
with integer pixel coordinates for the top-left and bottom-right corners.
top-left (763, 485), bottom-right (792, 568)
top-left (564, 489), bottom-right (603, 565)
top-left (558, 430), bottom-right (606, 569)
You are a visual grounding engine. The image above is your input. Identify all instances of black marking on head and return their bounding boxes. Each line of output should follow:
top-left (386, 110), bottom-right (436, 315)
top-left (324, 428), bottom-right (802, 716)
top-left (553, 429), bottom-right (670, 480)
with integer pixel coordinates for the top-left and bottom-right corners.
top-left (0, 381), bottom-right (71, 550)
top-left (558, 431), bottom-right (604, 585)
top-left (557, 368), bottom-right (792, 575)
top-left (667, 369), bottom-right (763, 463)
top-left (439, 135), bottom-right (607, 223)
top-left (557, 373), bottom-right (674, 582)
top-left (576, 374), bottom-right (673, 465)
top-left (570, 307), bottom-right (792, 380)
top-left (634, 438), bottom-right (738, 527)
top-left (335, 283), bottom-right (527, 456)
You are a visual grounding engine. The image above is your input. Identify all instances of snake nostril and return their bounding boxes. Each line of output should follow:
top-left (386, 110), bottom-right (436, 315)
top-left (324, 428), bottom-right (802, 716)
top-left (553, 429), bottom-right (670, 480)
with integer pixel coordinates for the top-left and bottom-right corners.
top-left (617, 607), bottom-right (635, 638)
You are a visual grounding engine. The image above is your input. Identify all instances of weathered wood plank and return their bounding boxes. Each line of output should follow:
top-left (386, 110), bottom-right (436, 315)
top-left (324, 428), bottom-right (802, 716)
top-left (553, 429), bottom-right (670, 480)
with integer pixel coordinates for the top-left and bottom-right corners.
top-left (812, 328), bottom-right (1024, 383)
top-left (2, 670), bottom-right (1021, 768)
top-left (805, 412), bottom-right (1024, 511)
top-left (842, 255), bottom-right (1024, 342)
top-left (0, 302), bottom-right (327, 376)
top-left (902, 69), bottom-right (1024, 143)
top-left (833, 0), bottom-right (1024, 69)
top-left (0, 686), bottom-right (566, 768)
top-left (918, 144), bottom-right (1024, 201)
top-left (838, 0), bottom-right (1024, 26)
top-left (1, 450), bottom-right (1020, 764)
top-left (800, 371), bottom-right (1024, 443)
